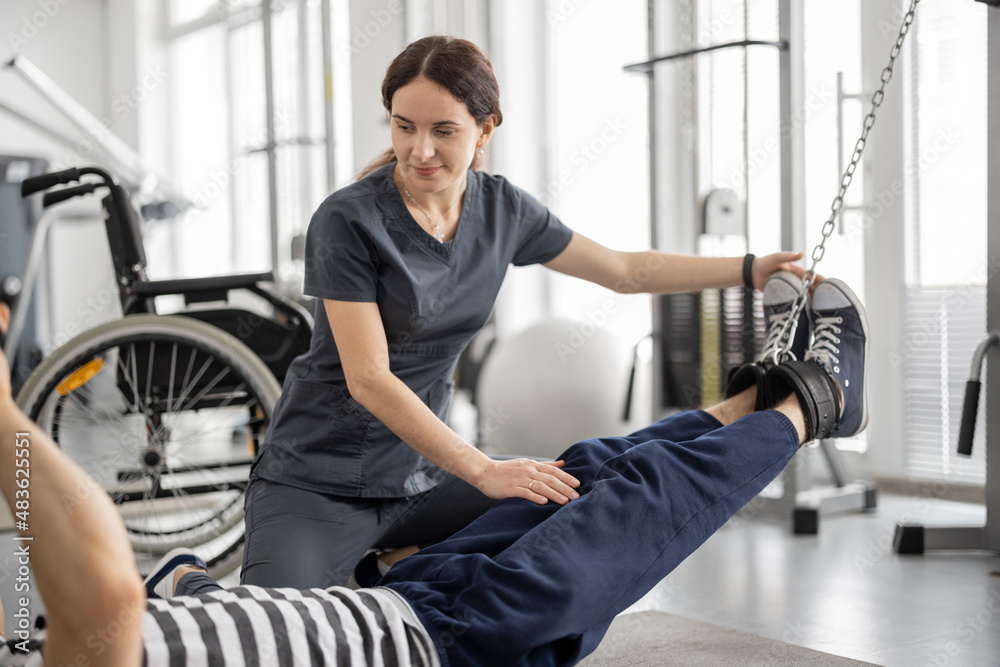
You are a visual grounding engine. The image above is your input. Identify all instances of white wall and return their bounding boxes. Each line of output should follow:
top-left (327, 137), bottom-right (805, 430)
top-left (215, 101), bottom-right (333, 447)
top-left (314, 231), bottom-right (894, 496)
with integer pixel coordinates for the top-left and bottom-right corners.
top-left (0, 0), bottom-right (120, 354)
top-left (348, 0), bottom-right (407, 176)
top-left (0, 0), bottom-right (106, 161)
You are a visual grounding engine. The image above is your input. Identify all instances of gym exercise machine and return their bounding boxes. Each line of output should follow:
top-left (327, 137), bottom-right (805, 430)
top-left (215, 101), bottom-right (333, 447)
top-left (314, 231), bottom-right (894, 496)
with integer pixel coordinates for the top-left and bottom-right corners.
top-left (626, 0), bottom-right (889, 533)
top-left (894, 4), bottom-right (1000, 555)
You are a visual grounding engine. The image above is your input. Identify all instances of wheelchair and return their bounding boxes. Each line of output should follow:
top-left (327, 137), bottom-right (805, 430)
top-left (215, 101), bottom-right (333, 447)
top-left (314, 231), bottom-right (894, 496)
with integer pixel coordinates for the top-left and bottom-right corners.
top-left (14, 166), bottom-right (312, 573)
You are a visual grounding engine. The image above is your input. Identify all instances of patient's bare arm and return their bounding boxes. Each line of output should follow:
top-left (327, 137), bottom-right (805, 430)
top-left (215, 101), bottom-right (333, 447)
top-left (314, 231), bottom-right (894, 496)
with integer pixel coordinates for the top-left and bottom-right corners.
top-left (0, 350), bottom-right (144, 666)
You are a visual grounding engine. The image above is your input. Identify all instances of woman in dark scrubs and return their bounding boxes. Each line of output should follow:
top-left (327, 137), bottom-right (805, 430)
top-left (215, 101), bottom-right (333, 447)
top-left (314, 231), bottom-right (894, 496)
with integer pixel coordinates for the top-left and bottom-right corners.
top-left (241, 35), bottom-right (807, 588)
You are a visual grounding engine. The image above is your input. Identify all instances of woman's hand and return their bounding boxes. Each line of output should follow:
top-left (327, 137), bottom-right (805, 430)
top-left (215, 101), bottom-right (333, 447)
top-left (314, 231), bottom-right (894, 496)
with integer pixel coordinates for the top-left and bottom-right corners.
top-left (474, 458), bottom-right (581, 505)
top-left (751, 251), bottom-right (824, 292)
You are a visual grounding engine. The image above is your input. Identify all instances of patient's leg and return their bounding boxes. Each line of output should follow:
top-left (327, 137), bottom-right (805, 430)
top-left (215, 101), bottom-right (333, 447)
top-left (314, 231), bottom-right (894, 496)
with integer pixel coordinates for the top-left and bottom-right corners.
top-left (387, 397), bottom-right (749, 567)
top-left (384, 393), bottom-right (802, 665)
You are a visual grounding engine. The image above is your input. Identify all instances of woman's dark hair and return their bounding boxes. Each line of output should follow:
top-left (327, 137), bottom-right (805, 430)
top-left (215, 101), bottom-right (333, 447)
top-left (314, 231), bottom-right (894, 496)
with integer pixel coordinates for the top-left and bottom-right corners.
top-left (357, 35), bottom-right (502, 179)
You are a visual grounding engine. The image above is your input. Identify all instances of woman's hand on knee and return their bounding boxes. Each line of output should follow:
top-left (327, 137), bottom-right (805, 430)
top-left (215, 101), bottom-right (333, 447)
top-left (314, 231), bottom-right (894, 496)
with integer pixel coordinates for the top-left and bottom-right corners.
top-left (476, 459), bottom-right (581, 505)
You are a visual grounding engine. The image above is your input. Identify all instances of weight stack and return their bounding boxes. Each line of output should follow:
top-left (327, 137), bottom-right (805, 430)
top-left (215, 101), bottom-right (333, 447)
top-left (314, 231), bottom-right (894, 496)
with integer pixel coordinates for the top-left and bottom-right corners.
top-left (659, 287), bottom-right (763, 409)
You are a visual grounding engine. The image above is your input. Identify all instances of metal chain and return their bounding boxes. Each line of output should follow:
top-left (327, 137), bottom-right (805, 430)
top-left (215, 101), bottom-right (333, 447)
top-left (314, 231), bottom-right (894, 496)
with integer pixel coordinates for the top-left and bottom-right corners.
top-left (766, 0), bottom-right (920, 364)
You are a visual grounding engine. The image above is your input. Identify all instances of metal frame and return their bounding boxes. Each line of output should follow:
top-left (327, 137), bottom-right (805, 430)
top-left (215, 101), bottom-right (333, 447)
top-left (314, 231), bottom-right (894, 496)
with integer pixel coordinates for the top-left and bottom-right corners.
top-left (987, 0), bottom-right (1000, 554)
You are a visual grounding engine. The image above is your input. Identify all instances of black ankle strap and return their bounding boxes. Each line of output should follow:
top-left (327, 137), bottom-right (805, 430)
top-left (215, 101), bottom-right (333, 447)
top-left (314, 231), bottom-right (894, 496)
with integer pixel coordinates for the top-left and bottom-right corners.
top-left (764, 361), bottom-right (839, 441)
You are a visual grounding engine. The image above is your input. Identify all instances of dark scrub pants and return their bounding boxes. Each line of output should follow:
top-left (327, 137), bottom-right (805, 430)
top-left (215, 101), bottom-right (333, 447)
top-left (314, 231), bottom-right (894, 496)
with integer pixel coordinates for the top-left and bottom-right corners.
top-left (383, 408), bottom-right (801, 667)
top-left (242, 163), bottom-right (575, 588)
top-left (241, 473), bottom-right (499, 587)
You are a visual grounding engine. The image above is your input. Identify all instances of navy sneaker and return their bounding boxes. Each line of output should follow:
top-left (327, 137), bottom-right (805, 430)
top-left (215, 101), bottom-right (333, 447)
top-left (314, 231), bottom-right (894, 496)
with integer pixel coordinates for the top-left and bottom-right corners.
top-left (803, 278), bottom-right (869, 437)
top-left (143, 548), bottom-right (207, 600)
top-left (760, 271), bottom-right (811, 364)
top-left (725, 271), bottom-right (811, 409)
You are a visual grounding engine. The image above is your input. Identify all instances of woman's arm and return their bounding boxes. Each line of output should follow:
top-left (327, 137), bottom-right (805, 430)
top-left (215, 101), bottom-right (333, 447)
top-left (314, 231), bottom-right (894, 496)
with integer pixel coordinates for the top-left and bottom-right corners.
top-left (543, 232), bottom-right (808, 293)
top-left (0, 351), bottom-right (144, 666)
top-left (324, 299), bottom-right (580, 505)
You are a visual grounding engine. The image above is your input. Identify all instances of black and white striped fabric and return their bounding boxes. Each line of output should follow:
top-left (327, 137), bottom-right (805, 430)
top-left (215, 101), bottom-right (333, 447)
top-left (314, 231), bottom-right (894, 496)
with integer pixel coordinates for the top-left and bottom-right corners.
top-left (144, 586), bottom-right (440, 667)
top-left (0, 637), bottom-right (44, 667)
top-left (0, 586), bottom-right (439, 667)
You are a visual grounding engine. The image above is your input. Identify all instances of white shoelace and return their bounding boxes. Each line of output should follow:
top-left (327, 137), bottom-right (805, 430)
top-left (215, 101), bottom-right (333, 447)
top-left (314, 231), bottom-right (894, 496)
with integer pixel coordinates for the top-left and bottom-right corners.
top-left (760, 307), bottom-right (799, 361)
top-left (805, 315), bottom-right (844, 374)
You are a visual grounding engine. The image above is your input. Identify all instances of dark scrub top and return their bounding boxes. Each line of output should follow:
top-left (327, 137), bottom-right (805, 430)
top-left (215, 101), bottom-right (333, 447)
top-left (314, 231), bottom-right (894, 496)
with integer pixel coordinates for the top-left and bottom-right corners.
top-left (253, 162), bottom-right (574, 498)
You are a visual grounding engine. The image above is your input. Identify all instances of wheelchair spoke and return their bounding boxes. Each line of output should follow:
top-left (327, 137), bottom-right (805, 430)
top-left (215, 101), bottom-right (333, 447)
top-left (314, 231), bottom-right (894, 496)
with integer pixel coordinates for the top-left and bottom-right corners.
top-left (130, 342), bottom-right (140, 412)
top-left (177, 365), bottom-right (232, 413)
top-left (167, 342), bottom-right (178, 412)
top-left (144, 340), bottom-right (155, 411)
top-left (114, 349), bottom-right (141, 414)
top-left (172, 353), bottom-right (217, 413)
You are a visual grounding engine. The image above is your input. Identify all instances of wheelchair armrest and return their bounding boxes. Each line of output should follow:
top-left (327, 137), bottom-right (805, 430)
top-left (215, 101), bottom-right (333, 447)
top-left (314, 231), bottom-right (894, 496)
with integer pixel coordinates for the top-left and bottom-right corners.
top-left (134, 272), bottom-right (276, 304)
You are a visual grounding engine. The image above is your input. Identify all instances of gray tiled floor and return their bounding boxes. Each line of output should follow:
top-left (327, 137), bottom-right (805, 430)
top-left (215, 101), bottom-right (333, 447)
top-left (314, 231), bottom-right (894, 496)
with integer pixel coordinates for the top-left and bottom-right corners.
top-left (625, 493), bottom-right (1000, 667)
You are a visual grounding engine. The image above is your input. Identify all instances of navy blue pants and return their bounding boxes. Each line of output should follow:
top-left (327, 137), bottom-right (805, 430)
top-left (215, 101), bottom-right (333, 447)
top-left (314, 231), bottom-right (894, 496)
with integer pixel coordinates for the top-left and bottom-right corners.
top-left (382, 408), bottom-right (800, 667)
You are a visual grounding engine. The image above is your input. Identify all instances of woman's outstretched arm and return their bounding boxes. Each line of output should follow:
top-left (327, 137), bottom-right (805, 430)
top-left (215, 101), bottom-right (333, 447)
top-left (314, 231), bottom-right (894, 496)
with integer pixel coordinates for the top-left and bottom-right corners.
top-left (544, 232), bottom-right (808, 293)
top-left (0, 349), bottom-right (144, 666)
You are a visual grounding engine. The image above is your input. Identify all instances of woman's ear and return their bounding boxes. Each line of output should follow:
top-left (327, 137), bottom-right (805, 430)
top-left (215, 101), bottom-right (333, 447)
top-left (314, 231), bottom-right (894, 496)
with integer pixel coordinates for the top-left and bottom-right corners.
top-left (480, 115), bottom-right (497, 146)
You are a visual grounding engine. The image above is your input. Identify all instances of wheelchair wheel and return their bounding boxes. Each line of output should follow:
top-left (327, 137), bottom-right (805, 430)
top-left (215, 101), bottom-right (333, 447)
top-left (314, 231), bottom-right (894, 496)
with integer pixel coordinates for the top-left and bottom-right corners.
top-left (16, 314), bottom-right (281, 570)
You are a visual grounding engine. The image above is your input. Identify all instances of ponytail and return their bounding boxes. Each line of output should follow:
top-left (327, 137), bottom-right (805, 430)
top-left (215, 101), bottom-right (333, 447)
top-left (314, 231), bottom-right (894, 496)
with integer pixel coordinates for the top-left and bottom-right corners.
top-left (356, 147), bottom-right (397, 181)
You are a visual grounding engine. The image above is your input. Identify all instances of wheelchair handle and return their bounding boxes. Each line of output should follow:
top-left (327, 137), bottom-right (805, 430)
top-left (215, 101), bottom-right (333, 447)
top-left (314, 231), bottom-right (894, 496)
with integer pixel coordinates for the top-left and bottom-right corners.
top-left (43, 183), bottom-right (103, 208)
top-left (20, 167), bottom-right (81, 197)
top-left (957, 330), bottom-right (1000, 457)
top-left (20, 166), bottom-right (117, 198)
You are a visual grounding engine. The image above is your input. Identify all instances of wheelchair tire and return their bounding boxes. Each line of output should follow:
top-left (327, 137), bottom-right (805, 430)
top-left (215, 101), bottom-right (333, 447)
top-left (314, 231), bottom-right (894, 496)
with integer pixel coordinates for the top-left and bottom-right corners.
top-left (16, 314), bottom-right (282, 573)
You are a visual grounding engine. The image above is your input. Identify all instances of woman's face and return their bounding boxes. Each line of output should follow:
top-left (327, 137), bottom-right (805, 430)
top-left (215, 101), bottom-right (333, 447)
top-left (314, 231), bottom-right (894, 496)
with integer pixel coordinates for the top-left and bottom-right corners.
top-left (390, 76), bottom-right (493, 195)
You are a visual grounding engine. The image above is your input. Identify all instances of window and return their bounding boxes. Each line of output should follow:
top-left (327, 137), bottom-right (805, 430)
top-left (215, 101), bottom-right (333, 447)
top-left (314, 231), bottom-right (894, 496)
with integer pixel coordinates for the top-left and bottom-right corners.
top-left (546, 0), bottom-right (651, 348)
top-left (901, 1), bottom-right (989, 485)
top-left (164, 0), bottom-right (350, 286)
